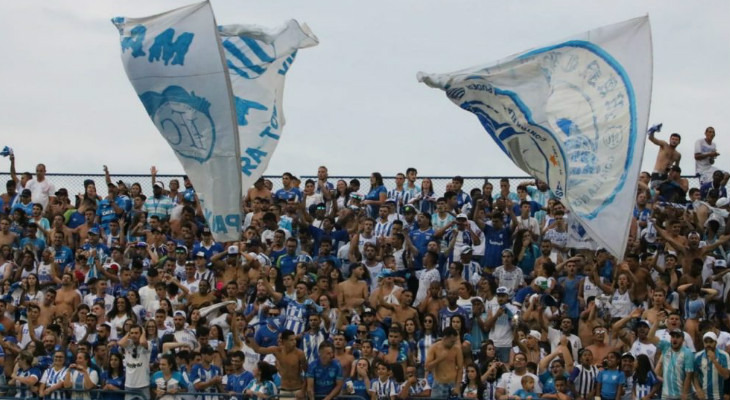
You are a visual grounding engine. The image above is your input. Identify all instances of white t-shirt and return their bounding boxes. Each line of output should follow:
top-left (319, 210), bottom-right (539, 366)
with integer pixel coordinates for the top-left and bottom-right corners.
top-left (26, 178), bottom-right (56, 210)
top-left (414, 268), bottom-right (440, 306)
top-left (695, 138), bottom-right (717, 176)
top-left (124, 341), bottom-right (152, 388)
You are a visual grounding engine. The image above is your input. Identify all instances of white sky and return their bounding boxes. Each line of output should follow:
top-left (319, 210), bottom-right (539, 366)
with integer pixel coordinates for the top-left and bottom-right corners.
top-left (1, 0), bottom-right (728, 179)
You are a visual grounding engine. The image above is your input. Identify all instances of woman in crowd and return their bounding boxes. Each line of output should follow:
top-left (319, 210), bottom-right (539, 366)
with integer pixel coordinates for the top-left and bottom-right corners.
top-left (100, 351), bottom-right (125, 400)
top-left (152, 353), bottom-right (189, 400)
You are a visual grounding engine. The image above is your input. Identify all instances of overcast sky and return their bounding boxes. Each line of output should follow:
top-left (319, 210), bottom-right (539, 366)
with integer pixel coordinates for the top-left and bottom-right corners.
top-left (1, 1), bottom-right (728, 180)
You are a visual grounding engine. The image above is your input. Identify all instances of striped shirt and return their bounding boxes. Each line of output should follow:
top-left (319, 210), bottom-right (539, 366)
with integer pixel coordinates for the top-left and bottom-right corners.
top-left (695, 349), bottom-right (730, 400)
top-left (302, 330), bottom-right (327, 364)
top-left (280, 297), bottom-right (323, 335)
top-left (568, 363), bottom-right (599, 399)
top-left (416, 334), bottom-right (437, 367)
top-left (370, 377), bottom-right (398, 400)
top-left (40, 366), bottom-right (68, 400)
top-left (143, 195), bottom-right (174, 221)
top-left (14, 367), bottom-right (41, 399)
top-left (633, 370), bottom-right (659, 400)
top-left (374, 219), bottom-right (393, 238)
top-left (243, 378), bottom-right (277, 397)
top-left (657, 340), bottom-right (695, 399)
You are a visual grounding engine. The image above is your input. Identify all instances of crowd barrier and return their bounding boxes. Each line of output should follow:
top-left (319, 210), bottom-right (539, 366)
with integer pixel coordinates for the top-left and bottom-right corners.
top-left (0, 172), bottom-right (703, 200)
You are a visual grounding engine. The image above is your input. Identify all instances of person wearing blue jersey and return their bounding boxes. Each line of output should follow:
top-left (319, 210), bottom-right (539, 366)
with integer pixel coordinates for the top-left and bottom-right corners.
top-left (276, 237), bottom-right (299, 276)
top-left (274, 172), bottom-right (303, 204)
top-left (451, 176), bottom-right (472, 212)
top-left (306, 341), bottom-right (344, 400)
top-left (64, 351), bottom-right (100, 400)
top-left (224, 351), bottom-right (254, 395)
top-left (10, 189), bottom-right (34, 217)
top-left (19, 222), bottom-right (46, 256)
top-left (191, 345), bottom-right (223, 397)
top-left (595, 351), bottom-right (625, 400)
top-left (10, 350), bottom-right (41, 398)
top-left (653, 329), bottom-right (694, 399)
top-left (263, 279), bottom-right (323, 336)
top-left (50, 231), bottom-right (74, 271)
top-left (151, 354), bottom-right (188, 400)
top-left (408, 213), bottom-right (434, 270)
top-left (96, 184), bottom-right (125, 232)
top-left (477, 212), bottom-right (511, 270)
top-left (694, 331), bottom-right (730, 400)
top-left (363, 172), bottom-right (387, 219)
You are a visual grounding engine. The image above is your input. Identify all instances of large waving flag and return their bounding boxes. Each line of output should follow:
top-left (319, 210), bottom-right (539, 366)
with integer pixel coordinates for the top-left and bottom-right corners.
top-left (219, 21), bottom-right (318, 189)
top-left (113, 1), bottom-right (242, 241)
top-left (418, 17), bottom-right (652, 258)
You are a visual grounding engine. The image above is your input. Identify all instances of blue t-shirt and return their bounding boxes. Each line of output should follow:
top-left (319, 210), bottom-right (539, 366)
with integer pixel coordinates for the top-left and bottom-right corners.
top-left (365, 185), bottom-right (387, 218)
top-left (274, 188), bottom-right (303, 203)
top-left (345, 377), bottom-right (369, 400)
top-left (482, 224), bottom-right (511, 268)
top-left (514, 389), bottom-right (539, 399)
top-left (101, 371), bottom-right (126, 400)
top-left (306, 359), bottom-right (344, 396)
top-left (225, 370), bottom-right (253, 393)
top-left (409, 228), bottom-right (435, 269)
top-left (254, 324), bottom-right (281, 348)
top-left (596, 369), bottom-right (625, 398)
top-left (54, 245), bottom-right (75, 270)
top-left (276, 253), bottom-right (299, 276)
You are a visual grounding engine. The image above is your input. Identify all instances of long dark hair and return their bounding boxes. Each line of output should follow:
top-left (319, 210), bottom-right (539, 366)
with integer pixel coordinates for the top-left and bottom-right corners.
top-left (370, 172), bottom-right (384, 192)
top-left (635, 354), bottom-right (653, 384)
top-left (107, 352), bottom-right (124, 377)
top-left (462, 363), bottom-right (485, 398)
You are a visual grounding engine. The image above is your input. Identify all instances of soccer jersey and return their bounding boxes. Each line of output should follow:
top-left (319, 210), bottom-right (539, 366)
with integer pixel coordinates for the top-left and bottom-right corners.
top-left (40, 366), bottom-right (68, 400)
top-left (695, 349), bottom-right (730, 400)
top-left (657, 340), bottom-right (694, 399)
top-left (306, 359), bottom-right (344, 396)
top-left (370, 377), bottom-right (398, 400)
top-left (279, 296), bottom-right (323, 335)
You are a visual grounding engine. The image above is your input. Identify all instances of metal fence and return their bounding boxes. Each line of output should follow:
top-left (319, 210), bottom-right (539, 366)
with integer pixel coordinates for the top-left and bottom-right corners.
top-left (0, 172), bottom-right (703, 199)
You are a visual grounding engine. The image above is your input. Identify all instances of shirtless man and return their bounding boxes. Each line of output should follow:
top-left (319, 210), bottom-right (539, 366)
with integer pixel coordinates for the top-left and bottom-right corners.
top-left (246, 329), bottom-right (307, 399)
top-left (37, 288), bottom-right (58, 327)
top-left (54, 272), bottom-right (81, 318)
top-left (332, 332), bottom-right (355, 376)
top-left (393, 290), bottom-right (420, 329)
top-left (0, 217), bottom-right (17, 247)
top-left (647, 124), bottom-right (682, 189)
top-left (337, 263), bottom-right (368, 310)
top-left (583, 325), bottom-right (613, 366)
top-left (657, 226), bottom-right (730, 275)
top-left (425, 327), bottom-right (463, 397)
top-left (369, 271), bottom-right (402, 324)
top-left (245, 178), bottom-right (272, 211)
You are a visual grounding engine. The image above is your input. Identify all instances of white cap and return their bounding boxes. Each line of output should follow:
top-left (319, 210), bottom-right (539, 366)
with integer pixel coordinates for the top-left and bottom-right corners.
top-left (717, 198), bottom-right (730, 208)
top-left (227, 245), bottom-right (239, 255)
top-left (703, 331), bottom-right (718, 342)
top-left (456, 213), bottom-right (468, 220)
top-left (528, 330), bottom-right (542, 340)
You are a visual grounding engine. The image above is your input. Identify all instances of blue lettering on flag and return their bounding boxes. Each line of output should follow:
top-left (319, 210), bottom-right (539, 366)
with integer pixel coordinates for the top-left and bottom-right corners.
top-left (148, 28), bottom-right (195, 66)
top-left (234, 97), bottom-right (268, 126)
top-left (278, 51), bottom-right (298, 75)
top-left (120, 24), bottom-right (147, 58)
top-left (241, 148), bottom-right (268, 176)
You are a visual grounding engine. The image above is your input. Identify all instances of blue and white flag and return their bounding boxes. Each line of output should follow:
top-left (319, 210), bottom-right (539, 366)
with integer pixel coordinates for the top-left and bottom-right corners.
top-left (418, 17), bottom-right (652, 258)
top-left (113, 1), bottom-right (242, 241)
top-left (219, 21), bottom-right (318, 189)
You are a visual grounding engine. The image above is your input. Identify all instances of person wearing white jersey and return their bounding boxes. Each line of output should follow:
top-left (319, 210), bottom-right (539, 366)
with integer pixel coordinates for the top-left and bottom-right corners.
top-left (695, 126), bottom-right (728, 185)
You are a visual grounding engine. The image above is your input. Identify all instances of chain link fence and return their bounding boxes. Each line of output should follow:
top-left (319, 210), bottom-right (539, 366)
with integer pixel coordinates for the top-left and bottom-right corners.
top-left (0, 172), bottom-right (702, 199)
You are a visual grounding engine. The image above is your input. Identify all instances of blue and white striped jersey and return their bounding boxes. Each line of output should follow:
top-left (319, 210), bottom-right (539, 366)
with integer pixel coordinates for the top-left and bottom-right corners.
top-left (370, 377), bottom-right (398, 400)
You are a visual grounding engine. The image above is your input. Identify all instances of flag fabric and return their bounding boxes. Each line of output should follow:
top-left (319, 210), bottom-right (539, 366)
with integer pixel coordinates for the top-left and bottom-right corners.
top-left (418, 16), bottom-right (652, 258)
top-left (219, 22), bottom-right (318, 189)
top-left (113, 1), bottom-right (242, 241)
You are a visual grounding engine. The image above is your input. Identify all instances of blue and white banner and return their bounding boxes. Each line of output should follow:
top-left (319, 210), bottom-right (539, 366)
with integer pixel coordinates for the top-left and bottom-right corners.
top-left (113, 1), bottom-right (242, 241)
top-left (418, 17), bottom-right (652, 258)
top-left (219, 21), bottom-right (318, 190)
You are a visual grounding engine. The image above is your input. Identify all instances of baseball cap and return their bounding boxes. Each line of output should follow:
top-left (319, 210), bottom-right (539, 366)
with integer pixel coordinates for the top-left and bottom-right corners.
top-left (636, 320), bottom-right (652, 329)
top-left (108, 263), bottom-right (120, 271)
top-left (715, 259), bottom-right (728, 269)
top-left (21, 189), bottom-right (31, 197)
top-left (153, 182), bottom-right (164, 189)
top-left (403, 205), bottom-right (416, 214)
top-left (195, 251), bottom-right (206, 258)
top-left (703, 331), bottom-right (718, 342)
top-left (470, 296), bottom-right (484, 304)
top-left (496, 286), bottom-right (510, 296)
top-left (174, 310), bottom-right (186, 319)
top-left (384, 198), bottom-right (396, 204)
top-left (175, 245), bottom-right (188, 253)
top-left (227, 245), bottom-right (239, 255)
top-left (621, 352), bottom-right (635, 360)
top-left (460, 245), bottom-right (473, 255)
top-left (55, 188), bottom-right (68, 197)
top-left (669, 328), bottom-right (684, 337)
top-left (362, 307), bottom-right (375, 315)
top-left (201, 226), bottom-right (212, 235)
top-left (456, 213), bottom-right (468, 220)
top-left (247, 238), bottom-right (261, 247)
top-left (88, 227), bottom-right (100, 236)
top-left (717, 198), bottom-right (730, 208)
top-left (528, 330), bottom-right (541, 340)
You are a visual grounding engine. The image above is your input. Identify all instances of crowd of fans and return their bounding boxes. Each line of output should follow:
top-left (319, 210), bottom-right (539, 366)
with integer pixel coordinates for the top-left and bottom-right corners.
top-left (0, 126), bottom-right (728, 400)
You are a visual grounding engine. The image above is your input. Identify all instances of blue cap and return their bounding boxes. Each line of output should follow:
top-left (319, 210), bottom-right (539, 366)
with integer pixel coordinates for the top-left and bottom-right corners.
top-left (88, 227), bottom-right (100, 236)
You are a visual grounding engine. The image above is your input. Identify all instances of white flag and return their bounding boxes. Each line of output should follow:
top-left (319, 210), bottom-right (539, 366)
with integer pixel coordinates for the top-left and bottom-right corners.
top-left (219, 22), bottom-right (318, 189)
top-left (113, 1), bottom-right (242, 241)
top-left (418, 17), bottom-right (652, 258)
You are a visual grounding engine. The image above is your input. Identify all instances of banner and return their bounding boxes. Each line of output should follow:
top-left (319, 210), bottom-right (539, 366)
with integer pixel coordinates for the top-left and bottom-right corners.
top-left (219, 22), bottom-right (318, 189)
top-left (113, 1), bottom-right (242, 241)
top-left (418, 17), bottom-right (652, 258)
